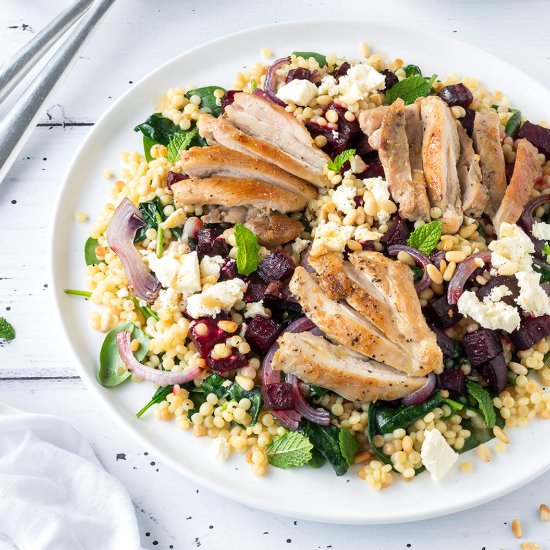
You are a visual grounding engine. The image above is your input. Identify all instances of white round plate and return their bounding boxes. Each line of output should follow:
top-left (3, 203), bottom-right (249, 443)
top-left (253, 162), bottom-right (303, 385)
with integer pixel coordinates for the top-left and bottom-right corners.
top-left (51, 20), bottom-right (550, 524)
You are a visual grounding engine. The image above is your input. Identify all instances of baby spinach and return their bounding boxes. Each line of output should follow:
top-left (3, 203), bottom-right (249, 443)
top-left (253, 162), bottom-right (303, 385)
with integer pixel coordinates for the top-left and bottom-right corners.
top-left (84, 237), bottom-right (102, 266)
top-left (367, 403), bottom-right (391, 464)
top-left (185, 86), bottom-right (226, 117)
top-left (402, 64), bottom-right (422, 78)
top-left (201, 372), bottom-right (232, 398)
top-left (97, 322), bottom-right (149, 387)
top-left (307, 384), bottom-right (329, 399)
top-left (136, 385), bottom-right (173, 418)
top-left (142, 135), bottom-right (157, 162)
top-left (308, 448), bottom-right (327, 469)
top-left (460, 413), bottom-right (504, 453)
top-left (300, 421), bottom-right (349, 476)
top-left (534, 259), bottom-right (550, 283)
top-left (134, 113), bottom-right (181, 145)
top-left (292, 51), bottom-right (327, 68)
top-left (505, 109), bottom-right (522, 138)
top-left (134, 198), bottom-right (165, 243)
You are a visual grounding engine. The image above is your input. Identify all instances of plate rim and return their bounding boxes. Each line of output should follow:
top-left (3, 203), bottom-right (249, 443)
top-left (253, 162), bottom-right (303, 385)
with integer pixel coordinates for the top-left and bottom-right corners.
top-left (49, 18), bottom-right (550, 525)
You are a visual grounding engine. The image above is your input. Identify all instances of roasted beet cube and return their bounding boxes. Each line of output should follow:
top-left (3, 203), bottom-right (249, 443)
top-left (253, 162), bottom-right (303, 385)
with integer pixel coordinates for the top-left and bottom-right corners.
top-left (438, 84), bottom-right (473, 109)
top-left (431, 326), bottom-right (457, 358)
top-left (264, 281), bottom-right (302, 318)
top-left (460, 108), bottom-right (476, 137)
top-left (351, 133), bottom-right (372, 157)
top-left (511, 315), bottom-right (550, 350)
top-left (189, 318), bottom-right (228, 357)
top-left (462, 329), bottom-right (503, 367)
top-left (285, 68), bottom-right (320, 84)
top-left (196, 228), bottom-right (230, 260)
top-left (476, 354), bottom-right (508, 394)
top-left (264, 382), bottom-right (294, 410)
top-left (206, 350), bottom-right (248, 372)
top-left (245, 315), bottom-right (282, 354)
top-left (219, 259), bottom-right (238, 281)
top-left (381, 215), bottom-right (411, 247)
top-left (380, 69), bottom-right (399, 91)
top-left (243, 280), bottom-right (267, 303)
top-left (258, 250), bottom-right (295, 283)
top-left (423, 295), bottom-right (462, 328)
top-left (517, 120), bottom-right (550, 160)
top-left (221, 90), bottom-right (238, 114)
top-left (476, 276), bottom-right (519, 306)
top-left (361, 154), bottom-right (385, 178)
top-left (437, 368), bottom-right (466, 396)
top-left (333, 62), bottom-right (350, 80)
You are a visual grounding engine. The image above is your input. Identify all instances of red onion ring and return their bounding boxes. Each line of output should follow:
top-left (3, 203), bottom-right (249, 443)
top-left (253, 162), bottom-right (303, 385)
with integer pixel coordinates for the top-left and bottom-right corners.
top-left (519, 194), bottom-right (550, 257)
top-left (262, 56), bottom-right (290, 106)
top-left (447, 251), bottom-right (491, 305)
top-left (116, 330), bottom-right (202, 385)
top-left (287, 373), bottom-right (330, 425)
top-left (387, 244), bottom-right (433, 293)
top-left (401, 372), bottom-right (436, 405)
top-left (106, 198), bottom-right (161, 303)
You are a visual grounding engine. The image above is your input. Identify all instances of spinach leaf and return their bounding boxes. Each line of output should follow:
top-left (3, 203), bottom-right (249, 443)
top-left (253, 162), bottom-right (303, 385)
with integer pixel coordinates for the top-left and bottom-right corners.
top-left (166, 127), bottom-right (200, 164)
top-left (460, 413), bottom-right (504, 453)
top-left (136, 385), bottom-right (173, 418)
top-left (185, 86), bottom-right (226, 117)
top-left (366, 403), bottom-right (392, 464)
top-left (300, 421), bottom-right (349, 476)
top-left (402, 64), bottom-right (422, 78)
top-left (134, 198), bottom-right (165, 243)
top-left (386, 74), bottom-right (437, 105)
top-left (292, 51), bottom-right (327, 68)
top-left (505, 110), bottom-right (522, 138)
top-left (97, 322), bottom-right (149, 387)
top-left (266, 432), bottom-right (313, 469)
top-left (339, 428), bottom-right (359, 465)
top-left (187, 387), bottom-right (208, 418)
top-left (134, 113), bottom-right (181, 145)
top-left (84, 237), bottom-right (101, 266)
top-left (410, 265), bottom-right (424, 282)
top-left (307, 384), bottom-right (329, 398)
top-left (466, 381), bottom-right (496, 428)
top-left (228, 384), bottom-right (263, 425)
top-left (534, 260), bottom-right (550, 283)
top-left (0, 317), bottom-right (15, 341)
top-left (142, 135), bottom-right (157, 162)
top-left (201, 373), bottom-right (232, 398)
top-left (308, 448), bottom-right (327, 469)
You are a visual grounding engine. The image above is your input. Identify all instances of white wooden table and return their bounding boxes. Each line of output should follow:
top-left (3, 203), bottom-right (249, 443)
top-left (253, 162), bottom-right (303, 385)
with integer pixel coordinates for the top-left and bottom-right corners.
top-left (2, 1), bottom-right (550, 548)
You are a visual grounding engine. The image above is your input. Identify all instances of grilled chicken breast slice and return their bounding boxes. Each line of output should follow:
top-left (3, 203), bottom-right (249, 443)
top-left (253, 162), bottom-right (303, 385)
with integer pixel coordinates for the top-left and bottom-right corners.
top-left (358, 106), bottom-right (387, 137)
top-left (223, 93), bottom-right (330, 187)
top-left (272, 331), bottom-right (428, 402)
top-left (492, 139), bottom-right (542, 233)
top-left (171, 176), bottom-right (306, 212)
top-left (378, 99), bottom-right (430, 221)
top-left (472, 110), bottom-right (507, 217)
top-left (177, 145), bottom-right (317, 201)
top-left (419, 96), bottom-right (463, 233)
top-left (456, 122), bottom-right (488, 217)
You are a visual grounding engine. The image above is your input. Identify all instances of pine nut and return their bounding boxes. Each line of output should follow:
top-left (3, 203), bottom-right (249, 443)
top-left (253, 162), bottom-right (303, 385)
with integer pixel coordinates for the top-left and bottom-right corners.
top-left (427, 264), bottom-right (443, 284)
top-left (443, 261), bottom-right (457, 282)
top-left (459, 223), bottom-right (478, 238)
top-left (397, 251), bottom-right (416, 266)
top-left (476, 444), bottom-right (491, 462)
top-left (445, 250), bottom-right (467, 263)
top-left (539, 503), bottom-right (550, 521)
top-left (493, 425), bottom-right (510, 444)
top-left (521, 544), bottom-right (542, 550)
top-left (218, 320), bottom-right (238, 333)
top-left (512, 519), bottom-right (522, 538)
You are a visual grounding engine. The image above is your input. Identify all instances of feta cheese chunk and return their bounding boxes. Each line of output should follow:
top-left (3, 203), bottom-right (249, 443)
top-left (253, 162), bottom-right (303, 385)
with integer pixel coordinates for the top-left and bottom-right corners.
top-left (421, 429), bottom-right (458, 481)
top-left (210, 437), bottom-right (230, 462)
top-left (186, 278), bottom-right (247, 319)
top-left (276, 79), bottom-right (318, 106)
top-left (515, 271), bottom-right (550, 316)
top-left (310, 221), bottom-right (354, 257)
top-left (532, 221), bottom-right (550, 241)
top-left (244, 300), bottom-right (270, 318)
top-left (350, 154), bottom-right (367, 174)
top-left (331, 182), bottom-right (357, 215)
top-left (148, 250), bottom-right (201, 297)
top-left (200, 255), bottom-right (225, 281)
top-left (457, 288), bottom-right (521, 333)
top-left (319, 64), bottom-right (385, 105)
top-left (488, 223), bottom-right (534, 273)
top-left (354, 226), bottom-right (382, 243)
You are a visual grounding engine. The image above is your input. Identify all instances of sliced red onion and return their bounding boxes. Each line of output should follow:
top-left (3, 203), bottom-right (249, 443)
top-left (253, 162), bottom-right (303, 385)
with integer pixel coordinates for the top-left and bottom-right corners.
top-left (116, 331), bottom-right (201, 385)
top-left (272, 410), bottom-right (302, 430)
top-left (106, 198), bottom-right (160, 303)
top-left (287, 373), bottom-right (330, 425)
top-left (401, 373), bottom-right (436, 405)
top-left (519, 194), bottom-right (550, 256)
top-left (262, 56), bottom-right (290, 106)
top-left (387, 244), bottom-right (433, 293)
top-left (447, 251), bottom-right (491, 305)
top-left (182, 216), bottom-right (204, 243)
top-left (300, 244), bottom-right (315, 273)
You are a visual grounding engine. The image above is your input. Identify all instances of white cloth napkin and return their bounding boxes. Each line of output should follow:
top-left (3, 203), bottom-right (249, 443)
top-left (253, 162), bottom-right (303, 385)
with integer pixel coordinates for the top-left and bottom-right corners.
top-left (0, 403), bottom-right (142, 550)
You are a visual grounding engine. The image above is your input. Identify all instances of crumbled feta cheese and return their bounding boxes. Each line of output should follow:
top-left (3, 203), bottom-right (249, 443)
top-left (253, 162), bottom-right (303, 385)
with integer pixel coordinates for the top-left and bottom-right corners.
top-left (317, 75), bottom-right (339, 96)
top-left (199, 255), bottom-right (225, 281)
top-left (350, 154), bottom-right (367, 174)
top-left (276, 79), bottom-right (318, 106)
top-left (310, 221), bottom-right (354, 257)
top-left (515, 271), bottom-right (550, 316)
top-left (457, 288), bottom-right (521, 333)
top-left (186, 278), bottom-right (247, 319)
top-left (291, 238), bottom-right (311, 257)
top-left (532, 221), bottom-right (550, 241)
top-left (421, 429), bottom-right (458, 481)
top-left (331, 182), bottom-right (357, 215)
top-left (319, 64), bottom-right (385, 105)
top-left (354, 226), bottom-right (382, 242)
top-left (244, 300), bottom-right (270, 318)
top-left (210, 437), bottom-right (230, 461)
top-left (148, 250), bottom-right (201, 296)
top-left (155, 287), bottom-right (181, 313)
top-left (488, 223), bottom-right (534, 273)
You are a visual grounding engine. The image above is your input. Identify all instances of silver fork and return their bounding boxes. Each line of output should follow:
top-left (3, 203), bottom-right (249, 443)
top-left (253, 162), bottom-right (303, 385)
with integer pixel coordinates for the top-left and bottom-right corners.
top-left (0, 0), bottom-right (116, 184)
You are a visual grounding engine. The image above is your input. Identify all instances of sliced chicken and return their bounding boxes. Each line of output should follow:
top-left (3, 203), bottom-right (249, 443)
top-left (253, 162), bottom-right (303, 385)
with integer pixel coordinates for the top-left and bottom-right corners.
top-left (171, 176), bottom-right (306, 212)
top-left (222, 93), bottom-right (330, 187)
top-left (492, 139), bottom-right (543, 233)
top-left (456, 122), bottom-right (488, 217)
top-left (177, 145), bottom-right (316, 201)
top-left (419, 96), bottom-right (463, 233)
top-left (378, 99), bottom-right (430, 221)
top-left (358, 106), bottom-right (387, 138)
top-left (472, 110), bottom-right (507, 217)
top-left (272, 331), bottom-right (428, 402)
top-left (290, 256), bottom-right (442, 376)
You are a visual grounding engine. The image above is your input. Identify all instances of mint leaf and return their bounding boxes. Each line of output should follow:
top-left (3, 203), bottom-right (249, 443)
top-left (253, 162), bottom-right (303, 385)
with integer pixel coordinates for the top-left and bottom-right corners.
top-left (267, 431), bottom-right (313, 469)
top-left (386, 74), bottom-right (437, 105)
top-left (166, 128), bottom-right (199, 164)
top-left (292, 51), bottom-right (327, 67)
top-left (327, 148), bottom-right (356, 173)
top-left (466, 381), bottom-right (496, 428)
top-left (338, 428), bottom-right (359, 465)
top-left (0, 317), bottom-right (15, 340)
top-left (543, 242), bottom-right (550, 262)
top-left (407, 220), bottom-right (442, 255)
top-left (234, 224), bottom-right (260, 276)
top-left (403, 64), bottom-right (422, 78)
top-left (84, 237), bottom-right (101, 266)
top-left (505, 110), bottom-right (522, 138)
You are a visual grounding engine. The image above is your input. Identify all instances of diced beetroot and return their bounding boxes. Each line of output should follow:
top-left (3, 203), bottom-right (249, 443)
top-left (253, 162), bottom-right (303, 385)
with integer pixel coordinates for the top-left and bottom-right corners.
top-left (285, 68), bottom-right (320, 84)
top-left (264, 281), bottom-right (302, 315)
top-left (423, 295), bottom-right (462, 328)
top-left (380, 69), bottom-right (399, 91)
top-left (206, 350), bottom-right (248, 372)
top-left (476, 276), bottom-right (519, 306)
top-left (258, 250), bottom-right (295, 283)
top-left (221, 90), bottom-right (238, 114)
top-left (243, 280), bottom-right (267, 303)
top-left (245, 315), bottom-right (282, 354)
top-left (511, 315), bottom-right (550, 350)
top-left (219, 259), bottom-right (238, 281)
top-left (438, 84), bottom-right (473, 109)
top-left (196, 228), bottom-right (230, 260)
top-left (460, 108), bottom-right (476, 137)
top-left (476, 354), bottom-right (508, 394)
top-left (264, 382), bottom-right (294, 410)
top-left (462, 329), bottom-right (503, 366)
top-left (361, 154), bottom-right (385, 178)
top-left (166, 171), bottom-right (188, 189)
top-left (430, 250), bottom-right (447, 270)
top-left (333, 62), bottom-right (350, 81)
top-left (437, 368), bottom-right (466, 396)
top-left (359, 240), bottom-right (376, 251)
top-left (517, 120), bottom-right (550, 160)
top-left (381, 215), bottom-right (411, 247)
top-left (431, 326), bottom-right (457, 358)
top-left (189, 318), bottom-right (228, 357)
top-left (351, 133), bottom-right (372, 157)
